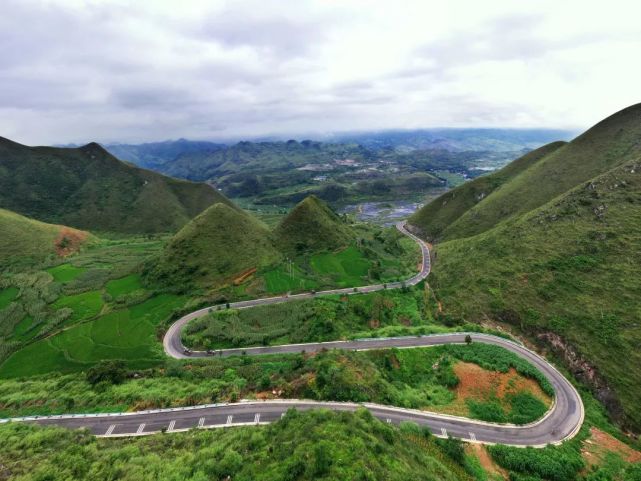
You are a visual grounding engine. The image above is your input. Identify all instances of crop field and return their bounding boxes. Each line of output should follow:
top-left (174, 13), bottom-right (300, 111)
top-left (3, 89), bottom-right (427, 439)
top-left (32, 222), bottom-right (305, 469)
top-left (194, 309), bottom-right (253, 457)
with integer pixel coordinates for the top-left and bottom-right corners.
top-left (261, 265), bottom-right (319, 293)
top-left (46, 264), bottom-right (85, 283)
top-left (310, 246), bottom-right (371, 286)
top-left (105, 273), bottom-right (143, 297)
top-left (0, 287), bottom-right (18, 310)
top-left (52, 290), bottom-right (104, 324)
top-left (0, 294), bottom-right (185, 377)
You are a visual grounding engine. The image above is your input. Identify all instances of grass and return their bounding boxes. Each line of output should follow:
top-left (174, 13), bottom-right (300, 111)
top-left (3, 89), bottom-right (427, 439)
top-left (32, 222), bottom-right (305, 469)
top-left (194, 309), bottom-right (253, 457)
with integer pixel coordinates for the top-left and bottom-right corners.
top-left (0, 409), bottom-right (472, 481)
top-left (0, 294), bottom-right (185, 377)
top-left (46, 263), bottom-right (86, 283)
top-left (310, 245), bottom-right (370, 286)
top-left (105, 273), bottom-right (142, 297)
top-left (0, 286), bottom-right (18, 309)
top-left (262, 264), bottom-right (319, 293)
top-left (51, 290), bottom-right (104, 323)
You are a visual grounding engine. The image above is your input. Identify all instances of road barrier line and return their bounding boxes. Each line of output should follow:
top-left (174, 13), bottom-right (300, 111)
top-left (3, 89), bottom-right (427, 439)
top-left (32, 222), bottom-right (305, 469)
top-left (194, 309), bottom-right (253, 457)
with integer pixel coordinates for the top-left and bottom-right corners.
top-left (136, 424), bottom-right (145, 434)
top-left (198, 417), bottom-right (205, 428)
top-left (226, 415), bottom-right (232, 425)
top-left (167, 420), bottom-right (175, 432)
top-left (441, 428), bottom-right (447, 437)
top-left (469, 432), bottom-right (477, 442)
top-left (254, 413), bottom-right (260, 424)
top-left (105, 424), bottom-right (116, 436)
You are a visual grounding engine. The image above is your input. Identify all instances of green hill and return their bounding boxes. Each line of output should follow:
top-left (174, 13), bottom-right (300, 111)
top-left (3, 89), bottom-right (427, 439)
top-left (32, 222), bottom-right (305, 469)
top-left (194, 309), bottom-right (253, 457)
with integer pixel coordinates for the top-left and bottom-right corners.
top-left (0, 208), bottom-right (92, 265)
top-left (273, 195), bottom-right (355, 254)
top-left (147, 202), bottom-right (281, 288)
top-left (411, 104), bottom-right (641, 431)
top-left (0, 137), bottom-right (231, 233)
top-left (411, 103), bottom-right (641, 241)
top-left (409, 141), bottom-right (566, 241)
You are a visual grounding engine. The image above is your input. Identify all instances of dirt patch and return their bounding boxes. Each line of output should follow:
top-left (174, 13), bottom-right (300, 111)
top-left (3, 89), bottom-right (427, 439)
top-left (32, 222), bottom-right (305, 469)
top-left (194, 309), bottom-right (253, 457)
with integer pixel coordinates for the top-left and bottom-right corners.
top-left (466, 444), bottom-right (508, 479)
top-left (582, 427), bottom-right (641, 466)
top-left (435, 362), bottom-right (552, 417)
top-left (233, 267), bottom-right (257, 286)
top-left (54, 227), bottom-right (89, 257)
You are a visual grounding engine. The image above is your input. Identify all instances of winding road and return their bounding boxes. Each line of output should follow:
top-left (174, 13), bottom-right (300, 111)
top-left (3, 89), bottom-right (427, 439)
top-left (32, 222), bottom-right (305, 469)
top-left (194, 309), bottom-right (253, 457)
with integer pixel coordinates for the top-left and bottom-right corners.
top-left (4, 222), bottom-right (584, 446)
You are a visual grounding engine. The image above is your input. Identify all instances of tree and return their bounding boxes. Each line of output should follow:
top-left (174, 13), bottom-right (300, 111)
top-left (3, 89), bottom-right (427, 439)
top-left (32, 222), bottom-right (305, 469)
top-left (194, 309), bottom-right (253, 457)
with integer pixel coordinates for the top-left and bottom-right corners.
top-left (86, 360), bottom-right (127, 386)
top-left (465, 334), bottom-right (472, 345)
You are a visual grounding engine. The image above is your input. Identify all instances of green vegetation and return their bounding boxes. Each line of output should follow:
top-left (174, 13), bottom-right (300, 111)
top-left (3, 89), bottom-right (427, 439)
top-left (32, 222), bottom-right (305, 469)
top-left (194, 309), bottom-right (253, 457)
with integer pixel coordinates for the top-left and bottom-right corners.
top-left (0, 208), bottom-right (92, 266)
top-left (0, 293), bottom-right (184, 377)
top-left (409, 141), bottom-right (566, 241)
top-left (52, 290), bottom-right (104, 323)
top-left (147, 195), bottom-right (420, 292)
top-left (0, 344), bottom-right (550, 425)
top-left (0, 137), bottom-right (231, 233)
top-left (183, 287), bottom-right (432, 349)
top-left (47, 263), bottom-right (86, 283)
top-left (0, 409), bottom-right (474, 481)
top-left (0, 286), bottom-right (18, 309)
top-left (106, 273), bottom-right (143, 297)
top-left (145, 202), bottom-right (281, 289)
top-left (273, 195), bottom-right (354, 255)
top-left (412, 103), bottom-right (641, 431)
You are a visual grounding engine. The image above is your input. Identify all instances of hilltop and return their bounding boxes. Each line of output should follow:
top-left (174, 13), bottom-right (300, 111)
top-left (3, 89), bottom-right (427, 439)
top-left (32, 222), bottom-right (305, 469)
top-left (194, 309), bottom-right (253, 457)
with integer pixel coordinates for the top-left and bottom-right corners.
top-left (274, 195), bottom-right (355, 254)
top-left (411, 103), bottom-right (641, 431)
top-left (146, 202), bottom-right (281, 288)
top-left (411, 103), bottom-right (641, 241)
top-left (0, 137), bottom-right (231, 233)
top-left (0, 208), bottom-right (92, 265)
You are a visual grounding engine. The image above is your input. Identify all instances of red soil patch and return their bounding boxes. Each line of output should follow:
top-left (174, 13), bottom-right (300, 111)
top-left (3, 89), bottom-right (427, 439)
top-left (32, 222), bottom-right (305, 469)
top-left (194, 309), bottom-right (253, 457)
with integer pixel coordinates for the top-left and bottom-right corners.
top-left (582, 427), bottom-right (641, 466)
top-left (233, 267), bottom-right (257, 285)
top-left (435, 362), bottom-right (552, 417)
top-left (54, 227), bottom-right (89, 257)
top-left (466, 444), bottom-right (508, 479)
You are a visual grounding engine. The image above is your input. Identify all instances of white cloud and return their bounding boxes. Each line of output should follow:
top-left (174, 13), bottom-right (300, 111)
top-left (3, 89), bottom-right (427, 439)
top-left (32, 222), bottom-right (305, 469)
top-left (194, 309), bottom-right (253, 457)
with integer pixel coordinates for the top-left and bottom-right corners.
top-left (0, 0), bottom-right (640, 144)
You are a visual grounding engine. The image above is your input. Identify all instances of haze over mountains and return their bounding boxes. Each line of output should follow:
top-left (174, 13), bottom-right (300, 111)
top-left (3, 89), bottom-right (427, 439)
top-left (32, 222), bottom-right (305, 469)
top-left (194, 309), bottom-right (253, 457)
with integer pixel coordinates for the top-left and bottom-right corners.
top-left (409, 103), bottom-right (641, 431)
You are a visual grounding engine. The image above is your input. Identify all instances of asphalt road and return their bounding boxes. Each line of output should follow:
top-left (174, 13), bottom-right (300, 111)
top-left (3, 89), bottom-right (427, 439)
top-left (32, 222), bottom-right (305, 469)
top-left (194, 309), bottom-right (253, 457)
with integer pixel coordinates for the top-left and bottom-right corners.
top-left (4, 222), bottom-right (584, 446)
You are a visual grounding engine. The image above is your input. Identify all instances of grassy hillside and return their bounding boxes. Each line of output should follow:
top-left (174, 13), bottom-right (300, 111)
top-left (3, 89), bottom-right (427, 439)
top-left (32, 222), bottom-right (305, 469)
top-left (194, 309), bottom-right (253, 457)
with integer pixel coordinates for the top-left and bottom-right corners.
top-left (0, 136), bottom-right (230, 233)
top-left (426, 154), bottom-right (641, 431)
top-left (274, 195), bottom-right (354, 254)
top-left (409, 141), bottom-right (566, 240)
top-left (146, 202), bottom-right (281, 288)
top-left (0, 208), bottom-right (92, 265)
top-left (412, 103), bottom-right (641, 241)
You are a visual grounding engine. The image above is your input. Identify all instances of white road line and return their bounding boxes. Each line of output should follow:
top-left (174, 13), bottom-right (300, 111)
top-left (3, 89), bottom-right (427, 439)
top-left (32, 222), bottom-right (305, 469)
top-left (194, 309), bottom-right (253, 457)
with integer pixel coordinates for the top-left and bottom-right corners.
top-left (469, 432), bottom-right (477, 442)
top-left (281, 413), bottom-right (286, 419)
top-left (441, 428), bottom-right (447, 437)
top-left (226, 415), bottom-right (233, 425)
top-left (386, 418), bottom-right (392, 424)
top-left (105, 424), bottom-right (116, 436)
top-left (136, 423), bottom-right (145, 434)
top-left (198, 417), bottom-right (205, 428)
top-left (254, 413), bottom-right (260, 424)
top-left (167, 420), bottom-right (175, 432)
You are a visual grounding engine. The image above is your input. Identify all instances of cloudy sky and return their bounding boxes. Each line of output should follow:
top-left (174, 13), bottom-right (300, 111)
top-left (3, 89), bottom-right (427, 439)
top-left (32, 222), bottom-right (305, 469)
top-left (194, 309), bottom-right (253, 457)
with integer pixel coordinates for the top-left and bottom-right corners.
top-left (1, 0), bottom-right (640, 145)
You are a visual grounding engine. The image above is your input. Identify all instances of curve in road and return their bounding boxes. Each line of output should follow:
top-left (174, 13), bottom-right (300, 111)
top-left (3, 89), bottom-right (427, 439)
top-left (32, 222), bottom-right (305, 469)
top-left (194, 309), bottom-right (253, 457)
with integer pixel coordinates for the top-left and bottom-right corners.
top-left (3, 222), bottom-right (584, 447)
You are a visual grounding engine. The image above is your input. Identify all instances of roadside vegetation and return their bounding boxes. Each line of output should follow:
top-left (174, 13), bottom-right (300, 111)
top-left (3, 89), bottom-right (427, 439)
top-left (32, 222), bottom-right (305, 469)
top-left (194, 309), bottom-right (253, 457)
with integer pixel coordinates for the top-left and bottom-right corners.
top-left (0, 344), bottom-right (552, 426)
top-left (0, 409), bottom-right (475, 481)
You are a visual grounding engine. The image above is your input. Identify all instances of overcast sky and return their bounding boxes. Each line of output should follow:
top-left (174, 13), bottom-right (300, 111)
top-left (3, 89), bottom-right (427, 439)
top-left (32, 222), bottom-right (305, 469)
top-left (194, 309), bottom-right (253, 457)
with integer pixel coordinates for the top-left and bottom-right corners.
top-left (1, 0), bottom-right (640, 145)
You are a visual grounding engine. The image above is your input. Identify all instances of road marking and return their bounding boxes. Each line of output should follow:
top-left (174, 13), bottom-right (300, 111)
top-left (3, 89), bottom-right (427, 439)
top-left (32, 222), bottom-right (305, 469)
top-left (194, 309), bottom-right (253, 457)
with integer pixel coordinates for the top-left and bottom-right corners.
top-left (105, 424), bottom-right (116, 436)
top-left (167, 420), bottom-right (175, 432)
top-left (281, 412), bottom-right (286, 419)
top-left (469, 432), bottom-right (477, 442)
top-left (198, 417), bottom-right (205, 428)
top-left (441, 428), bottom-right (447, 437)
top-left (226, 415), bottom-right (233, 425)
top-left (386, 418), bottom-right (392, 424)
top-left (254, 413), bottom-right (260, 424)
top-left (136, 423), bottom-right (145, 434)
